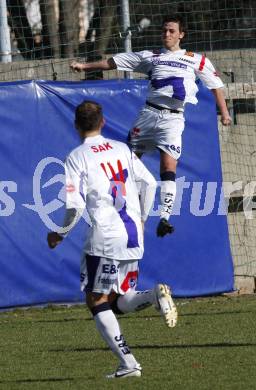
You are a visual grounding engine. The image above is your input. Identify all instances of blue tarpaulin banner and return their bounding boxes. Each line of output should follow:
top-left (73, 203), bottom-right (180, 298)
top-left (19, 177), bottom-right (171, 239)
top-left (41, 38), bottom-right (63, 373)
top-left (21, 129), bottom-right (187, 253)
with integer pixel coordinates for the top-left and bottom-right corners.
top-left (0, 79), bottom-right (234, 308)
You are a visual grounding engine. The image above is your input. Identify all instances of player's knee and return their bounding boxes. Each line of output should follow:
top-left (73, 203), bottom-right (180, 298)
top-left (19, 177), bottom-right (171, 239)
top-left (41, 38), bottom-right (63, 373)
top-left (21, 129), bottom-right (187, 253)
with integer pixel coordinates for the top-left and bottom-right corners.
top-left (160, 171), bottom-right (176, 182)
top-left (110, 296), bottom-right (124, 315)
top-left (86, 291), bottom-right (107, 310)
top-left (89, 301), bottom-right (112, 317)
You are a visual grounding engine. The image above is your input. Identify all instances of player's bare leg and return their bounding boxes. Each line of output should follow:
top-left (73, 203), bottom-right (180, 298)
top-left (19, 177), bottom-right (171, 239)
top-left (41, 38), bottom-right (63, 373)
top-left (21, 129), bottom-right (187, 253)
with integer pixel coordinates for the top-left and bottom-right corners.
top-left (157, 150), bottom-right (177, 237)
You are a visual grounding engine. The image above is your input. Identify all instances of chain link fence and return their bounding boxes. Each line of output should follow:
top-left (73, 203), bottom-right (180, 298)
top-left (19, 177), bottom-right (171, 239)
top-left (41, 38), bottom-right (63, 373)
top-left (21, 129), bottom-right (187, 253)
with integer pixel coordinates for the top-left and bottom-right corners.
top-left (1, 0), bottom-right (256, 289)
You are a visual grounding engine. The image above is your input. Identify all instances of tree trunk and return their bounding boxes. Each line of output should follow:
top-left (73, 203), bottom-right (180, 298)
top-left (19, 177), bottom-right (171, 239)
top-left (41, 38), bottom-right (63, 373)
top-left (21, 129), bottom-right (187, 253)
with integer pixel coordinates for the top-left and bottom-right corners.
top-left (59, 0), bottom-right (80, 58)
top-left (39, 0), bottom-right (60, 58)
top-left (94, 0), bottom-right (117, 57)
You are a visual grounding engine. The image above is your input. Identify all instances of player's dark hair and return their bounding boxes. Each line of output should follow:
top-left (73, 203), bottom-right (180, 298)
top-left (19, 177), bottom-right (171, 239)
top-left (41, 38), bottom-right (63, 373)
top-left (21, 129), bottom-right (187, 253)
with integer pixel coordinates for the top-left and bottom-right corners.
top-left (75, 100), bottom-right (103, 133)
top-left (162, 14), bottom-right (185, 33)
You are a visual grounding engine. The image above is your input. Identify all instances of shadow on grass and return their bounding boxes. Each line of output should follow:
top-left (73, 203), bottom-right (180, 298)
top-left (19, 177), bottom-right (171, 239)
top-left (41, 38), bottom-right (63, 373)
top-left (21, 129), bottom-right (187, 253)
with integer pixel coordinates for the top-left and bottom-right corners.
top-left (12, 309), bottom-right (254, 326)
top-left (2, 311), bottom-right (253, 324)
top-left (0, 378), bottom-right (74, 384)
top-left (118, 310), bottom-right (254, 321)
top-left (177, 310), bottom-right (254, 317)
top-left (33, 317), bottom-right (93, 323)
top-left (49, 341), bottom-right (256, 353)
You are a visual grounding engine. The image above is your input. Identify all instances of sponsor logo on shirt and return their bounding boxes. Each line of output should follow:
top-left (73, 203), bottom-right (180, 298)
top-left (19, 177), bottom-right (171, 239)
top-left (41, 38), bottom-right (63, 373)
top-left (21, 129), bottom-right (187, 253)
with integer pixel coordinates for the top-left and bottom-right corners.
top-left (152, 59), bottom-right (187, 69)
top-left (178, 57), bottom-right (195, 65)
top-left (98, 277), bottom-right (115, 286)
top-left (102, 264), bottom-right (118, 274)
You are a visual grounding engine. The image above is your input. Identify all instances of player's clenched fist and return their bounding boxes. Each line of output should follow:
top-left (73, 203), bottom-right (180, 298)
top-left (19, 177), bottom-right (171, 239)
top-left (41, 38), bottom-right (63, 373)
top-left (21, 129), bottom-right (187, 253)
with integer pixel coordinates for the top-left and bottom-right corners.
top-left (221, 114), bottom-right (232, 126)
top-left (70, 61), bottom-right (85, 72)
top-left (47, 232), bottom-right (63, 249)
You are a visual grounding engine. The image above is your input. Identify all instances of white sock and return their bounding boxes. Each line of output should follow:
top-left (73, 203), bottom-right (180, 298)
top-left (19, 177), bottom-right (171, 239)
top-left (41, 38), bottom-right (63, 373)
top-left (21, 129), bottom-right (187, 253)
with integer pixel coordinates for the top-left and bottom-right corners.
top-left (160, 180), bottom-right (176, 221)
top-left (94, 309), bottom-right (138, 368)
top-left (117, 290), bottom-right (155, 313)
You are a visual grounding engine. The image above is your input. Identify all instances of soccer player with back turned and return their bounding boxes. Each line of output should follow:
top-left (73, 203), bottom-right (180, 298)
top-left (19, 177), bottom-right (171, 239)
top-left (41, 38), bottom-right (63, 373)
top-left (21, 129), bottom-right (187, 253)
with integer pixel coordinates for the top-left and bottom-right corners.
top-left (47, 100), bottom-right (178, 378)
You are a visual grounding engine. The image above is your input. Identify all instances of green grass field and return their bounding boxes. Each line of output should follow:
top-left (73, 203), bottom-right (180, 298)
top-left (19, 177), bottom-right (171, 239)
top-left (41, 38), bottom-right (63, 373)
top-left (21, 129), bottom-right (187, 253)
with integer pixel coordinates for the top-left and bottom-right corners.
top-left (0, 295), bottom-right (255, 390)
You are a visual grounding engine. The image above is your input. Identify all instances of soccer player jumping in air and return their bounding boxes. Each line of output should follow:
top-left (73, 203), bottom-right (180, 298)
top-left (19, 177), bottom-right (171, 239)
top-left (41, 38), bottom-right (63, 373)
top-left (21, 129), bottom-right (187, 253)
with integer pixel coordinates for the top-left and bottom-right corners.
top-left (70, 14), bottom-right (231, 238)
top-left (47, 101), bottom-right (178, 378)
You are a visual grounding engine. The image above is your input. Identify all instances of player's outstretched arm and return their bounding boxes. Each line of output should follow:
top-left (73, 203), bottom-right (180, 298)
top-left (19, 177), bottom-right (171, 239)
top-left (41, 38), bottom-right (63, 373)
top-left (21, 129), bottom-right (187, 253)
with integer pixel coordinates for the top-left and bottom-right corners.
top-left (211, 88), bottom-right (232, 126)
top-left (70, 57), bottom-right (117, 72)
top-left (131, 153), bottom-right (157, 223)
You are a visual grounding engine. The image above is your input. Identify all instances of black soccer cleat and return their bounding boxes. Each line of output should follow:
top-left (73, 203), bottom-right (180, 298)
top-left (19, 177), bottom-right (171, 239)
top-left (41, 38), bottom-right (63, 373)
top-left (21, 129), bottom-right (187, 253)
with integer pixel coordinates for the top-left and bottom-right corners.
top-left (156, 218), bottom-right (175, 237)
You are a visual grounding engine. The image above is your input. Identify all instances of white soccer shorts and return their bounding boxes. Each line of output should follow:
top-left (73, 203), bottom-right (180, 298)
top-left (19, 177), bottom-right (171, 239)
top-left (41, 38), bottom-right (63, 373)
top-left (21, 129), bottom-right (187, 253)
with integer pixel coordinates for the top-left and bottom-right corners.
top-left (80, 254), bottom-right (139, 295)
top-left (129, 106), bottom-right (185, 160)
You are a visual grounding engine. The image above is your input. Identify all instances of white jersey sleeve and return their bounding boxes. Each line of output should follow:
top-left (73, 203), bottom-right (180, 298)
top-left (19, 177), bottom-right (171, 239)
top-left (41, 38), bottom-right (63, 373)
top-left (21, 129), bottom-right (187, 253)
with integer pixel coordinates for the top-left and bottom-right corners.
top-left (65, 153), bottom-right (86, 210)
top-left (60, 208), bottom-right (83, 237)
top-left (130, 152), bottom-right (157, 222)
top-left (195, 55), bottom-right (224, 89)
top-left (113, 50), bottom-right (152, 74)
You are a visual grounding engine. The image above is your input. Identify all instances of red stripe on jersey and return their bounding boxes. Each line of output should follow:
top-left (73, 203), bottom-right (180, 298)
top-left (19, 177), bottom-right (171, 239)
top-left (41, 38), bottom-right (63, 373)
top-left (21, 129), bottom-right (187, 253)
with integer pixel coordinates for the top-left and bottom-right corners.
top-left (199, 55), bottom-right (206, 71)
top-left (107, 162), bottom-right (118, 182)
top-left (117, 160), bottom-right (126, 195)
top-left (100, 162), bottom-right (109, 179)
top-left (117, 160), bottom-right (124, 183)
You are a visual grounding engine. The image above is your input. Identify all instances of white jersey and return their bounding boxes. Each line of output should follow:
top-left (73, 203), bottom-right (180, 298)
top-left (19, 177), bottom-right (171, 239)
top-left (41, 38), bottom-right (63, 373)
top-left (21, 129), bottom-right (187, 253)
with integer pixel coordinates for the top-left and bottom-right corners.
top-left (113, 49), bottom-right (224, 109)
top-left (65, 134), bottom-right (156, 260)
